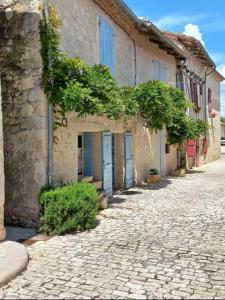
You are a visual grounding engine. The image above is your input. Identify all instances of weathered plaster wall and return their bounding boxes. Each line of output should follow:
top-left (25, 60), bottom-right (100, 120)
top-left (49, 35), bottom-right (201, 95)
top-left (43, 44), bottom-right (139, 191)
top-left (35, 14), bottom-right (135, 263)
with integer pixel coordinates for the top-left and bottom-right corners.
top-left (0, 79), bottom-right (6, 240)
top-left (50, 0), bottom-right (135, 87)
top-left (0, 10), bottom-right (48, 227)
top-left (53, 113), bottom-right (134, 186)
top-left (206, 73), bottom-right (221, 163)
top-left (51, 0), bottom-right (178, 185)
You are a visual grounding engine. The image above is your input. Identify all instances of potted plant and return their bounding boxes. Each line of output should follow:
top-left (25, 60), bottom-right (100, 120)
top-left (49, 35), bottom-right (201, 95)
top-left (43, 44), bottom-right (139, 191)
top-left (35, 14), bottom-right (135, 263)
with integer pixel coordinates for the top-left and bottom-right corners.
top-left (147, 168), bottom-right (160, 183)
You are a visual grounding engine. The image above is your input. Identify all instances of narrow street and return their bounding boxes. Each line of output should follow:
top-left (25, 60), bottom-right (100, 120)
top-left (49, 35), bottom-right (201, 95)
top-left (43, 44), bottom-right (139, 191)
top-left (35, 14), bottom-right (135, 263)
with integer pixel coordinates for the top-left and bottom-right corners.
top-left (1, 153), bottom-right (225, 299)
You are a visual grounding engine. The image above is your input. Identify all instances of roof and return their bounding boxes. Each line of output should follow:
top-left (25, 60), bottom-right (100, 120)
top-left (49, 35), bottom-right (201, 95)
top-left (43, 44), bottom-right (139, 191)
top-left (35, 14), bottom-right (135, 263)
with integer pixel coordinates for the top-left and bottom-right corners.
top-left (137, 18), bottom-right (186, 60)
top-left (164, 31), bottom-right (215, 68)
top-left (214, 70), bottom-right (225, 81)
top-left (94, 0), bottom-right (186, 60)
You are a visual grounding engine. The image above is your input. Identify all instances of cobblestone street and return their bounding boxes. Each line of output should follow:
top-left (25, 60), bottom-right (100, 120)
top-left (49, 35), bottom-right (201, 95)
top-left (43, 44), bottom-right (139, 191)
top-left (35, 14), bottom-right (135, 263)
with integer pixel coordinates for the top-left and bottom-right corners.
top-left (1, 154), bottom-right (225, 299)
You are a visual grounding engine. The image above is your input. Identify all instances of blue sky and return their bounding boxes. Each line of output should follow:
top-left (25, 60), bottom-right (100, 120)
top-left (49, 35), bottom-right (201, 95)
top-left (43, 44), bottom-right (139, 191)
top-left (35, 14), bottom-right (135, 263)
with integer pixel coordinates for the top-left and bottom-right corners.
top-left (125, 0), bottom-right (225, 116)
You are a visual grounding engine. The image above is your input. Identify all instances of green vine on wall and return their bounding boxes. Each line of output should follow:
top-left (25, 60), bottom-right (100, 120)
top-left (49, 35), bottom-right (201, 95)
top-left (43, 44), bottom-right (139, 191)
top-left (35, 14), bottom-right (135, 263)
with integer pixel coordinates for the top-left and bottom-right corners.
top-left (39, 5), bottom-right (208, 144)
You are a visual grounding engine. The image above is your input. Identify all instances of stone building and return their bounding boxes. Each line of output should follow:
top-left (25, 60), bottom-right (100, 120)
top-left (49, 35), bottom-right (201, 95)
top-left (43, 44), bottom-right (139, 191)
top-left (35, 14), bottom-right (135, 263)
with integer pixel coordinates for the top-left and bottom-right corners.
top-left (165, 32), bottom-right (224, 167)
top-left (0, 0), bottom-right (223, 228)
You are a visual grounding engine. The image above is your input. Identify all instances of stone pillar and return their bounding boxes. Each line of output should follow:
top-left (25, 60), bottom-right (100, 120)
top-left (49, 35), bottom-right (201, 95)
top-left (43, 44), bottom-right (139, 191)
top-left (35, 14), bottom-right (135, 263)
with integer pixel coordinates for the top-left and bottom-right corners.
top-left (0, 10), bottom-right (48, 228)
top-left (0, 78), bottom-right (6, 240)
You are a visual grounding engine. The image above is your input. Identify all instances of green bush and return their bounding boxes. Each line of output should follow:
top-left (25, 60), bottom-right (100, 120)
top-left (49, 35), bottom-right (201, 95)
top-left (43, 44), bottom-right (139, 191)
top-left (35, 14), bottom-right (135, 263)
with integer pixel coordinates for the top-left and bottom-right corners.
top-left (39, 183), bottom-right (99, 236)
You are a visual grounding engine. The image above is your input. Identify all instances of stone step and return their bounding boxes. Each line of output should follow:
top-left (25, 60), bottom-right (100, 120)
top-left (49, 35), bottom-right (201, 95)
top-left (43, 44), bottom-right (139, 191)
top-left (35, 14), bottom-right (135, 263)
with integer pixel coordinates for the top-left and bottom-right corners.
top-left (79, 176), bottom-right (93, 183)
top-left (92, 180), bottom-right (103, 190)
top-left (98, 196), bottom-right (108, 210)
top-left (98, 191), bottom-right (108, 210)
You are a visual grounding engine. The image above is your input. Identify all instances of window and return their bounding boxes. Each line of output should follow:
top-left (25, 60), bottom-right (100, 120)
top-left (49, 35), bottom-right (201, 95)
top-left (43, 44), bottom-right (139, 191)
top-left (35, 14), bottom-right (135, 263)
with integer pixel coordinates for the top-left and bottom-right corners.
top-left (153, 59), bottom-right (168, 83)
top-left (99, 17), bottom-right (115, 75)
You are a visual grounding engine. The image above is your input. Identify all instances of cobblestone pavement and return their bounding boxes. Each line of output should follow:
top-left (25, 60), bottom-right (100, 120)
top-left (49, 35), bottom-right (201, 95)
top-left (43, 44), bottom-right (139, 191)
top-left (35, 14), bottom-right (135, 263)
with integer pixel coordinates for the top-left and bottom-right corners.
top-left (1, 155), bottom-right (225, 299)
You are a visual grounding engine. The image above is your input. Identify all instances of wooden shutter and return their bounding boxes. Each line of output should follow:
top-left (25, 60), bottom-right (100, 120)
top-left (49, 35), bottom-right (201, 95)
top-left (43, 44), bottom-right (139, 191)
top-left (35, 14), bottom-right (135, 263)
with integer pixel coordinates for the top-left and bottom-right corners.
top-left (187, 139), bottom-right (195, 157)
top-left (99, 17), bottom-right (115, 75)
top-left (153, 59), bottom-right (167, 82)
top-left (203, 138), bottom-right (208, 155)
top-left (153, 59), bottom-right (160, 80)
top-left (208, 88), bottom-right (212, 113)
top-left (160, 63), bottom-right (167, 83)
top-left (194, 82), bottom-right (198, 106)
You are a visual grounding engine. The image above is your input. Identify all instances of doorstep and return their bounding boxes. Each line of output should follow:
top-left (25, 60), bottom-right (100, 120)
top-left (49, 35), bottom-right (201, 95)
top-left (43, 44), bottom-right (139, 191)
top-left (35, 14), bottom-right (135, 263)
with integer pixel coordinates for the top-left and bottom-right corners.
top-left (0, 241), bottom-right (28, 287)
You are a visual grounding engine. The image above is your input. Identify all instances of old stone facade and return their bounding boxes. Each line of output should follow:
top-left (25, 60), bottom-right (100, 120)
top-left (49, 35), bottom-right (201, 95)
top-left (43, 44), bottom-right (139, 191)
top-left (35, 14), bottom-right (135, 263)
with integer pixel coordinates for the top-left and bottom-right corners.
top-left (206, 72), bottom-right (222, 163)
top-left (0, 79), bottom-right (5, 240)
top-left (0, 7), bottom-right (48, 227)
top-left (0, 0), bottom-right (223, 227)
top-left (165, 32), bottom-right (224, 168)
top-left (51, 0), bottom-right (182, 189)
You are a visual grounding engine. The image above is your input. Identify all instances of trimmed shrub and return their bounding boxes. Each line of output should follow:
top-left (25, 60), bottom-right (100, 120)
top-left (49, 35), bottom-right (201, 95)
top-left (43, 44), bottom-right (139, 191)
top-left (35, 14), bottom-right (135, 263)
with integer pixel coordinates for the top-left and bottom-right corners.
top-left (39, 183), bottom-right (99, 235)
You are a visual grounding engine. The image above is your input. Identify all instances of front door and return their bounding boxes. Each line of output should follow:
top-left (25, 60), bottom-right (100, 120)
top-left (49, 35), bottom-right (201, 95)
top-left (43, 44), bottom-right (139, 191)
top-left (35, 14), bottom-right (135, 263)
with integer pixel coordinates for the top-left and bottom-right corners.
top-left (103, 132), bottom-right (113, 197)
top-left (125, 132), bottom-right (133, 189)
top-left (83, 133), bottom-right (94, 176)
top-left (78, 135), bottom-right (83, 176)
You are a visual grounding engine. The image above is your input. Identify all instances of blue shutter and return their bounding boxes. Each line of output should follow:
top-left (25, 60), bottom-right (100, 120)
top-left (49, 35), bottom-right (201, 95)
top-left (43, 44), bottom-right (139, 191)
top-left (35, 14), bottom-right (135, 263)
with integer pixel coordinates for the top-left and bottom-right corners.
top-left (103, 132), bottom-right (113, 197)
top-left (99, 17), bottom-right (115, 75)
top-left (160, 63), bottom-right (167, 83)
top-left (125, 132), bottom-right (133, 189)
top-left (153, 59), bottom-right (160, 80)
top-left (153, 60), bottom-right (167, 82)
top-left (83, 133), bottom-right (94, 176)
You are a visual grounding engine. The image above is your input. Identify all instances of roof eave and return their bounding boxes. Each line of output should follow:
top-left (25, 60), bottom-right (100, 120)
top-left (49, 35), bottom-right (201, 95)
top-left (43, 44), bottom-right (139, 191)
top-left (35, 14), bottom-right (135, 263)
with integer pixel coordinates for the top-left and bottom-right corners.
top-left (99, 0), bottom-right (186, 60)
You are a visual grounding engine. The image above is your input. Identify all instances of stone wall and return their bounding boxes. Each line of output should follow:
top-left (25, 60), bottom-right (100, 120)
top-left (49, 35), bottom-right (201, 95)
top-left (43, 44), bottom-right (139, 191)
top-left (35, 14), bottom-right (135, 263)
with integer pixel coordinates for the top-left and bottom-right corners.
top-left (206, 72), bottom-right (221, 163)
top-left (0, 79), bottom-right (6, 240)
top-left (0, 9), bottom-right (48, 227)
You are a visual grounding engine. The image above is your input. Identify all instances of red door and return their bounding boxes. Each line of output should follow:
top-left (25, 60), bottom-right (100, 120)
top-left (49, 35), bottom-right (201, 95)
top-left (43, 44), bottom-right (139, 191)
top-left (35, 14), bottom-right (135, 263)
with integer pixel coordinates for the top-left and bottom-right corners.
top-left (196, 139), bottom-right (200, 167)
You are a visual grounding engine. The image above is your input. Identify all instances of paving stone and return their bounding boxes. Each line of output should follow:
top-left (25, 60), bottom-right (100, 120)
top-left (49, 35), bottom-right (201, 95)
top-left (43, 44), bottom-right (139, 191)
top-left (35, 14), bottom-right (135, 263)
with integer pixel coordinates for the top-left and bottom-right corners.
top-left (1, 157), bottom-right (225, 298)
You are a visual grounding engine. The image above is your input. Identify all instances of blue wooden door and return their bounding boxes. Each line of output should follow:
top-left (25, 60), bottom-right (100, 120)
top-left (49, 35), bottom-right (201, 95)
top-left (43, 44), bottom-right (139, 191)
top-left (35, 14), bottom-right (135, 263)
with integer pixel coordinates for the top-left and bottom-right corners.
top-left (125, 132), bottom-right (133, 189)
top-left (103, 132), bottom-right (113, 197)
top-left (83, 133), bottom-right (94, 176)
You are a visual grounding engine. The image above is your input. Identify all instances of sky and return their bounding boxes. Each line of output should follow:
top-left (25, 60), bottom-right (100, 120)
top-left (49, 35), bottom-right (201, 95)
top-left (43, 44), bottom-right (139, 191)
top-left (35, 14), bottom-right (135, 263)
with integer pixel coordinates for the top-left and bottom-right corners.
top-left (125, 0), bottom-right (225, 116)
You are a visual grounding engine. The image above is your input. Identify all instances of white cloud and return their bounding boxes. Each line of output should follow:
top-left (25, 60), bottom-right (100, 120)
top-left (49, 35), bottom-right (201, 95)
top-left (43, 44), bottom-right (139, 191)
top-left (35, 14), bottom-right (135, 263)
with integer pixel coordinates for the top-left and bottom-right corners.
top-left (154, 13), bottom-right (208, 30)
top-left (217, 65), bottom-right (225, 89)
top-left (155, 15), bottom-right (191, 29)
top-left (217, 65), bottom-right (225, 79)
top-left (183, 24), bottom-right (205, 46)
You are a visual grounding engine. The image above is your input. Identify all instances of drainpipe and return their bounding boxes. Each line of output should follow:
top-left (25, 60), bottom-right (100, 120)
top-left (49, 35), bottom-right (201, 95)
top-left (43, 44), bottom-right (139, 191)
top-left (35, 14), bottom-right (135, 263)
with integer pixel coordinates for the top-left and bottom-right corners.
top-left (44, 0), bottom-right (53, 187)
top-left (132, 38), bottom-right (137, 85)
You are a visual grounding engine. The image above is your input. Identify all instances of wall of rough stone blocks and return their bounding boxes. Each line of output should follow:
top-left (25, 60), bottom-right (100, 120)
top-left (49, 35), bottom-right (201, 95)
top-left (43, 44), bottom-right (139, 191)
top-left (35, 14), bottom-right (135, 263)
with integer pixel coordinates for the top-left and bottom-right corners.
top-left (0, 9), bottom-right (48, 227)
top-left (0, 79), bottom-right (6, 240)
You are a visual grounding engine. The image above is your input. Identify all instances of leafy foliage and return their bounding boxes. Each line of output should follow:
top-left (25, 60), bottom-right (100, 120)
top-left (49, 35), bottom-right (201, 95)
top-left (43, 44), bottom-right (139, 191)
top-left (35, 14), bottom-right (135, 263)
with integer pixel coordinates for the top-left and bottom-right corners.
top-left (39, 183), bottom-right (99, 235)
top-left (40, 4), bottom-right (209, 145)
top-left (131, 81), bottom-right (173, 129)
top-left (148, 168), bottom-right (159, 175)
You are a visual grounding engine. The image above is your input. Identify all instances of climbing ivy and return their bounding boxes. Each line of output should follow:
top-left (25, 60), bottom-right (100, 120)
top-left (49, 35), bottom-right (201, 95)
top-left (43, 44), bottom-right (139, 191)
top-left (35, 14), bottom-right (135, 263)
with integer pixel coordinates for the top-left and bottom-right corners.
top-left (39, 4), bottom-right (208, 144)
